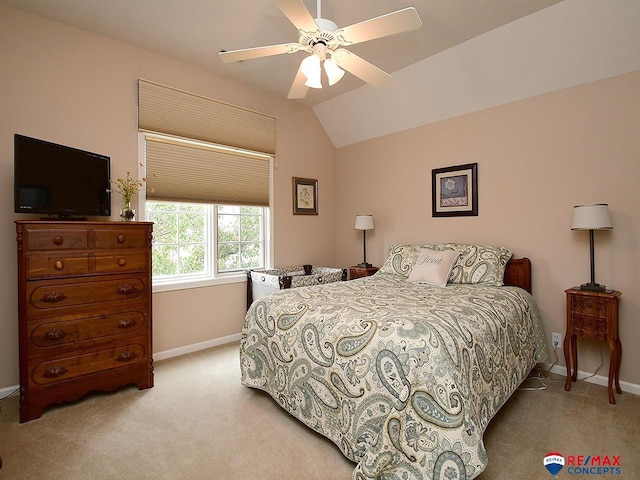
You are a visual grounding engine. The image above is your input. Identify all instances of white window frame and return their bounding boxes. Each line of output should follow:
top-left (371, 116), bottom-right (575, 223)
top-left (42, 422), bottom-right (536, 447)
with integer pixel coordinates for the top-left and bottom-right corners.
top-left (137, 133), bottom-right (273, 293)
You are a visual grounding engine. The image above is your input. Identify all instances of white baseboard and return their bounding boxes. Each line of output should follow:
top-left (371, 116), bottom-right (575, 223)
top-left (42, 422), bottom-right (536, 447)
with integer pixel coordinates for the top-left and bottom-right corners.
top-left (153, 333), bottom-right (241, 362)
top-left (545, 363), bottom-right (640, 397)
top-left (0, 384), bottom-right (19, 399)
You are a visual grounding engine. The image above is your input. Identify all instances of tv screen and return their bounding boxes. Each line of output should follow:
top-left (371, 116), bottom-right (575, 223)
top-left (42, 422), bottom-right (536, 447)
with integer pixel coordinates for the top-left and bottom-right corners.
top-left (14, 134), bottom-right (111, 218)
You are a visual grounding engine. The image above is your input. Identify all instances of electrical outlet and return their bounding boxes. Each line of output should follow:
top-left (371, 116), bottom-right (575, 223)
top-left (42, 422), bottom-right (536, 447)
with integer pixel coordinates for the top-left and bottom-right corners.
top-left (552, 332), bottom-right (562, 348)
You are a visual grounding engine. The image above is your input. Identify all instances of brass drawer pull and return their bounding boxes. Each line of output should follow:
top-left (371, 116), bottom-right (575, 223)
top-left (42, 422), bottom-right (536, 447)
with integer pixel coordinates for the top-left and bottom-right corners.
top-left (42, 365), bottom-right (68, 378)
top-left (41, 291), bottom-right (68, 303)
top-left (118, 258), bottom-right (127, 267)
top-left (117, 284), bottom-right (136, 295)
top-left (118, 318), bottom-right (136, 329)
top-left (54, 260), bottom-right (64, 270)
top-left (43, 328), bottom-right (67, 341)
top-left (53, 236), bottom-right (63, 246)
top-left (116, 351), bottom-right (137, 362)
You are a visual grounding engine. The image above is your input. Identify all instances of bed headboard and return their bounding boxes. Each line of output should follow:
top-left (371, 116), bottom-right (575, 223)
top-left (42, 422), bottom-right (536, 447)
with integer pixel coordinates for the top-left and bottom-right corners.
top-left (503, 257), bottom-right (532, 294)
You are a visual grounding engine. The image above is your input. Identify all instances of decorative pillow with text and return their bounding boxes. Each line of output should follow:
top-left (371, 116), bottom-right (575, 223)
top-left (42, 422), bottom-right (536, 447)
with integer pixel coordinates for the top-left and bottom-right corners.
top-left (378, 243), bottom-right (436, 278)
top-left (408, 248), bottom-right (460, 287)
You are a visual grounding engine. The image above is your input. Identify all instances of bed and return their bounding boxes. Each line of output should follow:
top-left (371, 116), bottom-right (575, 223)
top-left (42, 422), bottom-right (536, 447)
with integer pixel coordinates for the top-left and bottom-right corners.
top-left (240, 243), bottom-right (548, 480)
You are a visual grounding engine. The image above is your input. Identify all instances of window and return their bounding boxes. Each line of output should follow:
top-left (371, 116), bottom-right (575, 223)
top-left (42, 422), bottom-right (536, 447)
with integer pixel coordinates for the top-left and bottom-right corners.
top-left (217, 205), bottom-right (265, 272)
top-left (140, 131), bottom-right (272, 290)
top-left (148, 201), bottom-right (268, 286)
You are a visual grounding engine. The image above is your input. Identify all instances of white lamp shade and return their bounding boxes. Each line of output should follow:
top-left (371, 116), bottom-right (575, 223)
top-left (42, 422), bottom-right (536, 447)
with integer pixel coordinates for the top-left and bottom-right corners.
top-left (301, 55), bottom-right (322, 89)
top-left (354, 215), bottom-right (374, 231)
top-left (324, 59), bottom-right (345, 86)
top-left (571, 204), bottom-right (613, 230)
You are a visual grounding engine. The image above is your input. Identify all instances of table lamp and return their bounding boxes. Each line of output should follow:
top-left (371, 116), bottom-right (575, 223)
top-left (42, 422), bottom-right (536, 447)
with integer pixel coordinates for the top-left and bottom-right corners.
top-left (354, 215), bottom-right (374, 268)
top-left (571, 203), bottom-right (613, 291)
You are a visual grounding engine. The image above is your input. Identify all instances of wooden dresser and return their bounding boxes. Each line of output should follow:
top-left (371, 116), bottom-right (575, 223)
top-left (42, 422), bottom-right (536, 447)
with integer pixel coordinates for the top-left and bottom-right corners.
top-left (15, 221), bottom-right (154, 422)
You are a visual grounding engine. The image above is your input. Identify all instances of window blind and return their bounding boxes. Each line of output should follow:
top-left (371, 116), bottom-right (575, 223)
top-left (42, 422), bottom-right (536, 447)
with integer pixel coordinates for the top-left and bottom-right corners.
top-left (138, 79), bottom-right (274, 207)
top-left (145, 135), bottom-right (270, 207)
top-left (138, 79), bottom-right (276, 155)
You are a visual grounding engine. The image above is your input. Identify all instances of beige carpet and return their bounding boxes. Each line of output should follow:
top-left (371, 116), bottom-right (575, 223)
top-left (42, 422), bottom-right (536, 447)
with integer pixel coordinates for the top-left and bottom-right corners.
top-left (1, 342), bottom-right (638, 480)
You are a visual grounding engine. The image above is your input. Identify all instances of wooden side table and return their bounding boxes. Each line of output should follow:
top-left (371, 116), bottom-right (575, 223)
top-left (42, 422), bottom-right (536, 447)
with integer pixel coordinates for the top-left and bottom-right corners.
top-left (563, 287), bottom-right (622, 404)
top-left (349, 266), bottom-right (378, 280)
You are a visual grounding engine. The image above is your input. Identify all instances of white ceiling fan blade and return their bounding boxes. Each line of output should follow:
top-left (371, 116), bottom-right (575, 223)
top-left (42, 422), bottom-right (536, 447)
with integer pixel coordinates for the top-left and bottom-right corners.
top-left (274, 0), bottom-right (319, 34)
top-left (218, 43), bottom-right (302, 63)
top-left (334, 7), bottom-right (422, 46)
top-left (332, 49), bottom-right (392, 87)
top-left (288, 62), bottom-right (310, 99)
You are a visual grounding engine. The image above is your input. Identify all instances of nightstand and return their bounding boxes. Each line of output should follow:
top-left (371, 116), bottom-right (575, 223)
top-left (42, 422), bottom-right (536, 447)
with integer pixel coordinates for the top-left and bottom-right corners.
top-left (349, 266), bottom-right (378, 280)
top-left (563, 287), bottom-right (622, 404)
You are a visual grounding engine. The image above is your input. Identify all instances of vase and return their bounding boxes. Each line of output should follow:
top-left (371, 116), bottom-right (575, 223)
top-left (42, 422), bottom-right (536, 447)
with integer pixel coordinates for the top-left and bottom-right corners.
top-left (120, 202), bottom-right (135, 222)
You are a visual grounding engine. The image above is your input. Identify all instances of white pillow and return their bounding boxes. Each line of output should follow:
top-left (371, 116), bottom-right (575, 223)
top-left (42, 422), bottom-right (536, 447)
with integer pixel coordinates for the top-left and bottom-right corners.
top-left (408, 248), bottom-right (459, 287)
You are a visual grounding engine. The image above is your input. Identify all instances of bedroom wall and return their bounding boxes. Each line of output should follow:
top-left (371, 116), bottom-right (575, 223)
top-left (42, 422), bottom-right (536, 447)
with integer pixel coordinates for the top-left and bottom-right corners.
top-left (335, 70), bottom-right (640, 388)
top-left (0, 7), bottom-right (336, 390)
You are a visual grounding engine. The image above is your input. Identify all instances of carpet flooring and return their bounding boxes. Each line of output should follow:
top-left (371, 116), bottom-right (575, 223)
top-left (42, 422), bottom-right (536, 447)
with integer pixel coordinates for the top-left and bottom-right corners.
top-left (0, 342), bottom-right (638, 479)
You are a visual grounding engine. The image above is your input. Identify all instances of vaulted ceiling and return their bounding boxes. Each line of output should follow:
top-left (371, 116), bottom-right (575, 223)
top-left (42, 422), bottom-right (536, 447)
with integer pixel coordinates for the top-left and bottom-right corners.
top-left (4, 0), bottom-right (561, 107)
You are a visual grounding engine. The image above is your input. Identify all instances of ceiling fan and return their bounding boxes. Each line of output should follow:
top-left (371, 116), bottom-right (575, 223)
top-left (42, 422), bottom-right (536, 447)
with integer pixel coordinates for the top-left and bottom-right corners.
top-left (218, 0), bottom-right (422, 99)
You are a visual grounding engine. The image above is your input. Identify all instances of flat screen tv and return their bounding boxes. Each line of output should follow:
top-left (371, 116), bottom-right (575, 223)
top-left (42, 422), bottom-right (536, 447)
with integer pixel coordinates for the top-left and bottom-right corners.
top-left (14, 134), bottom-right (111, 219)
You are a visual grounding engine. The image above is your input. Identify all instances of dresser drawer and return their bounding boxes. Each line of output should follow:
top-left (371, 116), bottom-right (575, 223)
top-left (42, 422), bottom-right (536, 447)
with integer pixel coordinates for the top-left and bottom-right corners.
top-left (571, 296), bottom-right (608, 317)
top-left (29, 310), bottom-right (147, 349)
top-left (29, 341), bottom-right (148, 386)
top-left (94, 227), bottom-right (148, 249)
top-left (26, 253), bottom-right (90, 279)
top-left (25, 227), bottom-right (88, 251)
top-left (94, 251), bottom-right (148, 274)
top-left (27, 276), bottom-right (147, 316)
top-left (572, 314), bottom-right (608, 341)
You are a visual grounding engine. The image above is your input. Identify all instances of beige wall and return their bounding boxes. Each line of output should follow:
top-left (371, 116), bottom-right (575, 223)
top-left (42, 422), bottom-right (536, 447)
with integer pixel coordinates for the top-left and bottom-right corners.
top-left (335, 71), bottom-right (640, 386)
top-left (0, 8), bottom-right (336, 389)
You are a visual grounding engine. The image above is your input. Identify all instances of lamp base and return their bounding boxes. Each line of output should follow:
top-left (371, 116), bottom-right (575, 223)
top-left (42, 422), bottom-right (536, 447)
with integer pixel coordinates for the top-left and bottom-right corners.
top-left (357, 262), bottom-right (372, 268)
top-left (580, 282), bottom-right (606, 292)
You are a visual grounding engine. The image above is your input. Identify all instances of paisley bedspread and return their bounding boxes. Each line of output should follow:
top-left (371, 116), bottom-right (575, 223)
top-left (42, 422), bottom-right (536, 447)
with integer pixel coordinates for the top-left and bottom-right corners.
top-left (240, 273), bottom-right (548, 480)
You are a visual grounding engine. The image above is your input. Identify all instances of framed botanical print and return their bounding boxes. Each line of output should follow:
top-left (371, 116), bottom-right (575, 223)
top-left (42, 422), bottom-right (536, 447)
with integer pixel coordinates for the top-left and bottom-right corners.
top-left (292, 177), bottom-right (318, 215)
top-left (432, 163), bottom-right (478, 217)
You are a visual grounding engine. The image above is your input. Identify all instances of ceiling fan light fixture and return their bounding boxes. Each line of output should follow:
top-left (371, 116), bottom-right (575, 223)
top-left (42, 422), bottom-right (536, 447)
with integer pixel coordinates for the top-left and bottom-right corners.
top-left (301, 41), bottom-right (327, 89)
top-left (301, 54), bottom-right (322, 88)
top-left (219, 2), bottom-right (423, 100)
top-left (304, 71), bottom-right (322, 89)
top-left (300, 53), bottom-right (320, 77)
top-left (324, 58), bottom-right (345, 86)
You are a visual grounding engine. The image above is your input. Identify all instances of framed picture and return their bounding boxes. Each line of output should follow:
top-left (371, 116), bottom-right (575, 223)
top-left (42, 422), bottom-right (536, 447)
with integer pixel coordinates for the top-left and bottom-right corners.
top-left (432, 163), bottom-right (478, 217)
top-left (292, 177), bottom-right (318, 215)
